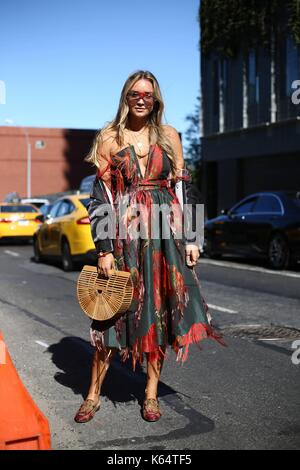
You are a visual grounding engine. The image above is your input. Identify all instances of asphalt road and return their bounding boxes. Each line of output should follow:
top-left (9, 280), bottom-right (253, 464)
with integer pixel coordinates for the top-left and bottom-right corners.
top-left (0, 243), bottom-right (299, 450)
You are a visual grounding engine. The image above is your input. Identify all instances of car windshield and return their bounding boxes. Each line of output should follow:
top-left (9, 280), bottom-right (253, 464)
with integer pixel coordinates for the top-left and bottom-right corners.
top-left (0, 205), bottom-right (38, 213)
top-left (79, 198), bottom-right (90, 209)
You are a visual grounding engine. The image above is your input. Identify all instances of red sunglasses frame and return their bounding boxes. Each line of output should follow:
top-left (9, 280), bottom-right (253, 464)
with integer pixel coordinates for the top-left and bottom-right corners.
top-left (127, 91), bottom-right (155, 101)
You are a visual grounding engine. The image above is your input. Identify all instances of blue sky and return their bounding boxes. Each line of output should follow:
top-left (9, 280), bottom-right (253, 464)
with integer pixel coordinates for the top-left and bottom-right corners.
top-left (0, 0), bottom-right (200, 144)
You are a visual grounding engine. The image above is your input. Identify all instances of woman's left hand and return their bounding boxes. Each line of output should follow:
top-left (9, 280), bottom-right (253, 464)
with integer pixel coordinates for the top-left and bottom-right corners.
top-left (185, 244), bottom-right (200, 267)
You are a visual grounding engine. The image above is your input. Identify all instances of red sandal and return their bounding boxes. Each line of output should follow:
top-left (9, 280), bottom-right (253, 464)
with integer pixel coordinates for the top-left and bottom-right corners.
top-left (142, 398), bottom-right (162, 422)
top-left (74, 398), bottom-right (101, 423)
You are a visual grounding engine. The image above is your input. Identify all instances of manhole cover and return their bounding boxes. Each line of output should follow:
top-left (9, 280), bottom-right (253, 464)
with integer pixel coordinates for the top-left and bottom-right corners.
top-left (219, 324), bottom-right (300, 340)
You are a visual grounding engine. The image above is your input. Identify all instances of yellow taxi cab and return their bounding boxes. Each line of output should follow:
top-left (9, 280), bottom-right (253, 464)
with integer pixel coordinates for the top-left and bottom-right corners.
top-left (0, 203), bottom-right (42, 241)
top-left (33, 193), bottom-right (97, 271)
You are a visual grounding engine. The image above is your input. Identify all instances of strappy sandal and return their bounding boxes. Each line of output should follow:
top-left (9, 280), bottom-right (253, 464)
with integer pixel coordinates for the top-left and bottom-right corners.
top-left (74, 398), bottom-right (101, 423)
top-left (142, 398), bottom-right (162, 422)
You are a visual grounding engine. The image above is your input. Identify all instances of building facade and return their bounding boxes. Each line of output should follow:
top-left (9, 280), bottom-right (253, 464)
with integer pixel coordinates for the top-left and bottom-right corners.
top-left (0, 126), bottom-right (96, 200)
top-left (200, 6), bottom-right (300, 218)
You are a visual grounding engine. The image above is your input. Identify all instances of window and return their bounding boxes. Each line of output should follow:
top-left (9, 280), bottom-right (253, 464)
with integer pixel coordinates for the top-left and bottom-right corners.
top-left (253, 195), bottom-right (282, 213)
top-left (248, 49), bottom-right (259, 105)
top-left (35, 140), bottom-right (45, 149)
top-left (57, 200), bottom-right (74, 217)
top-left (231, 197), bottom-right (258, 215)
top-left (0, 205), bottom-right (38, 213)
top-left (79, 198), bottom-right (90, 209)
top-left (49, 201), bottom-right (63, 219)
top-left (219, 58), bottom-right (228, 132)
top-left (213, 59), bottom-right (220, 118)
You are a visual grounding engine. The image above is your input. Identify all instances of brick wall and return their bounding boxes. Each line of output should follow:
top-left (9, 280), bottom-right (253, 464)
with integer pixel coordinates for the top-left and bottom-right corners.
top-left (0, 126), bottom-right (96, 200)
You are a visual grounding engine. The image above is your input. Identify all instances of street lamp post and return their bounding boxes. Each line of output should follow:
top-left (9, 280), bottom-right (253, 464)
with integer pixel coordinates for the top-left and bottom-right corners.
top-left (4, 119), bottom-right (32, 198)
top-left (23, 127), bottom-right (32, 198)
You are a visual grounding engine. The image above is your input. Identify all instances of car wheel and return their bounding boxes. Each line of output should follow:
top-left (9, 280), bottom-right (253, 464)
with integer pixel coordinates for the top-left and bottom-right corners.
top-left (33, 238), bottom-right (42, 263)
top-left (268, 233), bottom-right (290, 270)
top-left (61, 240), bottom-right (74, 272)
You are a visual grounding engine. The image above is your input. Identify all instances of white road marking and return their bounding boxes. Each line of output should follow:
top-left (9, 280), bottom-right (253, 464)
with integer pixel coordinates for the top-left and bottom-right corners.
top-left (200, 258), bottom-right (300, 279)
top-left (4, 250), bottom-right (20, 257)
top-left (35, 340), bottom-right (49, 348)
top-left (228, 323), bottom-right (262, 328)
top-left (207, 303), bottom-right (238, 314)
top-left (256, 338), bottom-right (294, 342)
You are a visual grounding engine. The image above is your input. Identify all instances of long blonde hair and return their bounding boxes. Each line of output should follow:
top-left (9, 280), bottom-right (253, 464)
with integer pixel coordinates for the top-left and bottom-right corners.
top-left (85, 70), bottom-right (175, 169)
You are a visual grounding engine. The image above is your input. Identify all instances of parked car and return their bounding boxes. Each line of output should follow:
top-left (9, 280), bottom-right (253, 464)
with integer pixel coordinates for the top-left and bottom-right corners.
top-left (0, 203), bottom-right (42, 241)
top-left (79, 175), bottom-right (95, 194)
top-left (21, 198), bottom-right (50, 208)
top-left (204, 191), bottom-right (300, 269)
top-left (33, 194), bottom-right (96, 271)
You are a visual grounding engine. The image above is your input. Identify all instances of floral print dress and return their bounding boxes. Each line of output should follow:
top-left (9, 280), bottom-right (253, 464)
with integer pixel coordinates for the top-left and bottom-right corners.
top-left (88, 144), bottom-right (225, 369)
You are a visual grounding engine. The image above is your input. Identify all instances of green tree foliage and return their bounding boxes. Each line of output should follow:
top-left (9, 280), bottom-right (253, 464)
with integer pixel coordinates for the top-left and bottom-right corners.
top-left (200, 0), bottom-right (300, 57)
top-left (184, 96), bottom-right (201, 162)
top-left (184, 96), bottom-right (202, 189)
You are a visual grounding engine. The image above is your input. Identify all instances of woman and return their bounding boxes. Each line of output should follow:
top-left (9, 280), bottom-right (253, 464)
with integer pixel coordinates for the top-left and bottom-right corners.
top-left (74, 70), bottom-right (225, 424)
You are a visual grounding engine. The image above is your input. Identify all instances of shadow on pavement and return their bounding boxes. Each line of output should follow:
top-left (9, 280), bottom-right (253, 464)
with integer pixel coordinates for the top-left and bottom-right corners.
top-left (47, 336), bottom-right (177, 406)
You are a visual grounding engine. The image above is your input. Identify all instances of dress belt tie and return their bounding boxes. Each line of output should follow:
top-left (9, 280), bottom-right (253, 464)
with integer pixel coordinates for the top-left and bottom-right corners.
top-left (136, 179), bottom-right (171, 190)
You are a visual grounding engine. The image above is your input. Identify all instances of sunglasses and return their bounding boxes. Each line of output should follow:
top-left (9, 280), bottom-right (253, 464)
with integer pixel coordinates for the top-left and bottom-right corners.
top-left (127, 91), bottom-right (155, 104)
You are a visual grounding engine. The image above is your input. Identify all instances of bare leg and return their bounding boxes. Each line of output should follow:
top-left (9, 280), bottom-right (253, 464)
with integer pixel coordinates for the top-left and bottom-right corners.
top-left (142, 352), bottom-right (165, 421)
top-left (74, 346), bottom-right (117, 423)
top-left (145, 352), bottom-right (165, 400)
top-left (86, 347), bottom-right (117, 401)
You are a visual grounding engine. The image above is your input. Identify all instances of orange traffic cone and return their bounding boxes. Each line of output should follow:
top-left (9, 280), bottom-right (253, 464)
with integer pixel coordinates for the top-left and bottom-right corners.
top-left (0, 331), bottom-right (51, 450)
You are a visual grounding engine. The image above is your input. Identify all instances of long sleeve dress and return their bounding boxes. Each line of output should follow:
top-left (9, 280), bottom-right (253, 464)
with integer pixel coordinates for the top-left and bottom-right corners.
top-left (87, 143), bottom-right (225, 369)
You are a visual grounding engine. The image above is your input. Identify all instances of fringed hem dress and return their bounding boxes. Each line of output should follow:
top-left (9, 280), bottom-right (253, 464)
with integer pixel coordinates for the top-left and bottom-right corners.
top-left (87, 144), bottom-right (226, 369)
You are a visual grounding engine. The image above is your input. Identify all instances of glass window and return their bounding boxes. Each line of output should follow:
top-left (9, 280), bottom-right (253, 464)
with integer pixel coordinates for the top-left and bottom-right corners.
top-left (231, 197), bottom-right (257, 215)
top-left (213, 59), bottom-right (219, 117)
top-left (40, 204), bottom-right (53, 216)
top-left (0, 205), bottom-right (38, 213)
top-left (253, 195), bottom-right (281, 213)
top-left (57, 200), bottom-right (74, 217)
top-left (79, 198), bottom-right (90, 209)
top-left (48, 201), bottom-right (63, 218)
top-left (248, 49), bottom-right (259, 105)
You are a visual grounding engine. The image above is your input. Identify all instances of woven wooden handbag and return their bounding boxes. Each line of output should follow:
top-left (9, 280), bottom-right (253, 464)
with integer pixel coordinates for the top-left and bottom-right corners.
top-left (77, 265), bottom-right (134, 321)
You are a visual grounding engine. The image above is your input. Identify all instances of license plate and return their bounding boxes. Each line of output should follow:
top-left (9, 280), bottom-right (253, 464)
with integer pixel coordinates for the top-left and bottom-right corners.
top-left (18, 220), bottom-right (29, 226)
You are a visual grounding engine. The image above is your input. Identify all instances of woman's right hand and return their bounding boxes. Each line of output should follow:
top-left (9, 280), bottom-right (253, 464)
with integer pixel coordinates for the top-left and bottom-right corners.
top-left (97, 253), bottom-right (115, 277)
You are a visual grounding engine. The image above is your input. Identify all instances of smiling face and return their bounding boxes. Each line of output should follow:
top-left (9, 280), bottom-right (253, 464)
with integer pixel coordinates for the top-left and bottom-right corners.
top-left (126, 79), bottom-right (155, 120)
